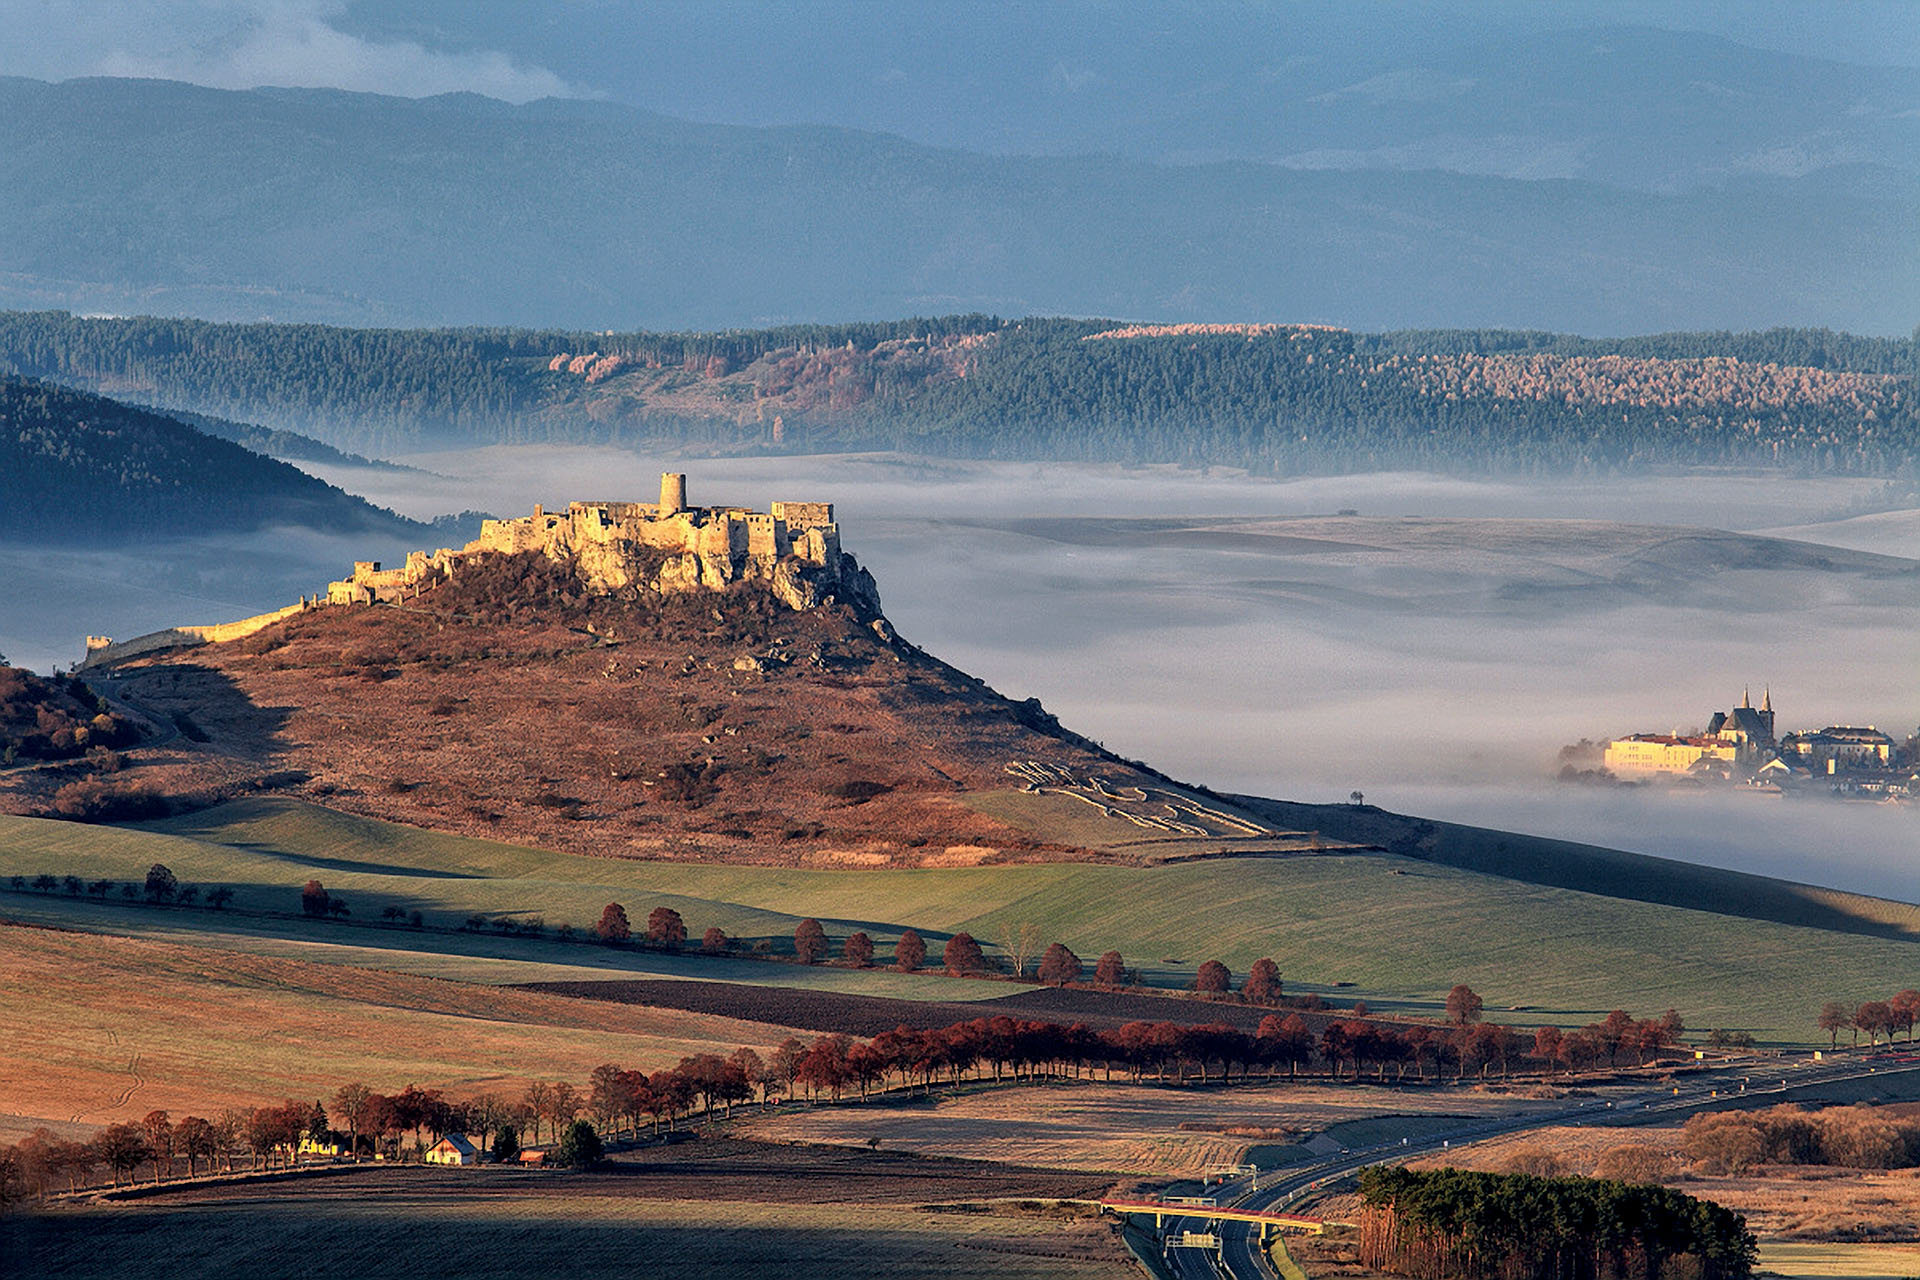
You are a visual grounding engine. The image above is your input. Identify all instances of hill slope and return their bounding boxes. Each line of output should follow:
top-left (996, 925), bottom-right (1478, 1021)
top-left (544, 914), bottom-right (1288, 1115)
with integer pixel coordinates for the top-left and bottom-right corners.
top-left (16, 548), bottom-right (1300, 865)
top-left (0, 376), bottom-right (425, 543)
top-left (0, 76), bottom-right (1912, 336)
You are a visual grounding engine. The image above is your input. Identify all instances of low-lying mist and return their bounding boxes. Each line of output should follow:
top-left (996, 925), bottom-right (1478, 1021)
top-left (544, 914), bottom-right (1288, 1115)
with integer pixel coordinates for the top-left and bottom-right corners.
top-left (15, 449), bottom-right (1918, 901)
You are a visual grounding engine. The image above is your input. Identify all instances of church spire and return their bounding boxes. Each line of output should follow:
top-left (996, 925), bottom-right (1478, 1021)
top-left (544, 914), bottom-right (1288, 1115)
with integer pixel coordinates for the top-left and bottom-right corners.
top-left (1741, 685), bottom-right (1751, 709)
top-left (1761, 686), bottom-right (1771, 713)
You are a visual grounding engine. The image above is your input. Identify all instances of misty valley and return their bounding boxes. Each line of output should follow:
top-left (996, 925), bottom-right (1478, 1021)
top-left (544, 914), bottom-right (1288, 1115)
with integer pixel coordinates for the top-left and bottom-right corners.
top-left (4, 9), bottom-right (1920, 1280)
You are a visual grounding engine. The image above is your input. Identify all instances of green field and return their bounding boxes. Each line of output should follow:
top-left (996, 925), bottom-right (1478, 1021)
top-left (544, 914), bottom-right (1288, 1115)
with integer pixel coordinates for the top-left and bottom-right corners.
top-left (2, 797), bottom-right (1917, 1043)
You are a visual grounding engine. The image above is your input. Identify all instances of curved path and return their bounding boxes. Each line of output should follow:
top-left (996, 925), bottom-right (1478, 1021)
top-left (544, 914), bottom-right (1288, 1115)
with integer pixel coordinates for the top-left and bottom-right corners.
top-left (1127, 1050), bottom-right (1920, 1280)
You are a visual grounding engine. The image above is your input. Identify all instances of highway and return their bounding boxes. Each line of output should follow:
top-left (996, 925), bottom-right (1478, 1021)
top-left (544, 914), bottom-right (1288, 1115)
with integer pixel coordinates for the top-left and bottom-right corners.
top-left (1141, 1050), bottom-right (1920, 1280)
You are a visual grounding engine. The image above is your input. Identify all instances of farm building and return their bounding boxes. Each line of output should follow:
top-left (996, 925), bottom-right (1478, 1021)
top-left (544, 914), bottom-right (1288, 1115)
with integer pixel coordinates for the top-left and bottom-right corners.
top-left (424, 1134), bottom-right (479, 1166)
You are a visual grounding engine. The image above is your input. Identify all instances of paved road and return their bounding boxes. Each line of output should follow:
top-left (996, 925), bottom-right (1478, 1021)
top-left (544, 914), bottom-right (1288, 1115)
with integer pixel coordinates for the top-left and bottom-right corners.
top-left (1150, 1051), bottom-right (1920, 1280)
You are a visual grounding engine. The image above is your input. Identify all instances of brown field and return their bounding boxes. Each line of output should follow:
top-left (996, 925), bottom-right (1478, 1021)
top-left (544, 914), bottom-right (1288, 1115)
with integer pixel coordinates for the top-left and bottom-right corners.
top-left (1, 1142), bottom-right (1130, 1280)
top-left (738, 1078), bottom-right (1559, 1176)
top-left (1407, 1124), bottom-right (1920, 1243)
top-left (0, 921), bottom-right (807, 1142)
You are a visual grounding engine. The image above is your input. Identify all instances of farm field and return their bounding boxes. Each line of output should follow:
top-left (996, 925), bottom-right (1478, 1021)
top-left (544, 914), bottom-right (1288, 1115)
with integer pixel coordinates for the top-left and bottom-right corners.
top-left (2, 798), bottom-right (1919, 1042)
top-left (0, 1144), bottom-right (1127, 1280)
top-left (0, 922), bottom-right (810, 1143)
top-left (736, 1078), bottom-right (1560, 1176)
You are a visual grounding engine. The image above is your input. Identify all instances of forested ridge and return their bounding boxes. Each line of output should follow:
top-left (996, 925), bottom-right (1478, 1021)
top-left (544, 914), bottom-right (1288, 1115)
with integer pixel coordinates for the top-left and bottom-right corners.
top-left (1, 310), bottom-right (1915, 474)
top-left (0, 375), bottom-right (421, 543)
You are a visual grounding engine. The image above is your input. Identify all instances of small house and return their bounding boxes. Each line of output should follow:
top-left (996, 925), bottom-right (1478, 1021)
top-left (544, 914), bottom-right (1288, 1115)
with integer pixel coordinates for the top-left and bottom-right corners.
top-left (424, 1134), bottom-right (478, 1166)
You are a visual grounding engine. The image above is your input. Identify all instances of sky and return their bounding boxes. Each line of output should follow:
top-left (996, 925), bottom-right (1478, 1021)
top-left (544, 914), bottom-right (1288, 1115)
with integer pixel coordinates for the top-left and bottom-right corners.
top-left (1, 0), bottom-right (1912, 146)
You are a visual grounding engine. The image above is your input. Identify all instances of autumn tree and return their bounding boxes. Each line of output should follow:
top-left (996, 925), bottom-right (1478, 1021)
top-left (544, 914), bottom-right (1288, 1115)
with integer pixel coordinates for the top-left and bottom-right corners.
top-left (300, 879), bottom-right (330, 918)
top-left (140, 1110), bottom-right (173, 1183)
top-left (1094, 950), bottom-right (1126, 986)
top-left (594, 902), bottom-right (631, 944)
top-left (647, 906), bottom-right (687, 947)
top-left (1244, 957), bottom-right (1283, 1003)
top-left (794, 917), bottom-right (828, 964)
top-left (175, 1115), bottom-right (217, 1176)
top-left (1195, 960), bottom-right (1231, 994)
top-left (330, 1083), bottom-right (375, 1161)
top-left (1818, 1001), bottom-right (1853, 1050)
top-left (1037, 942), bottom-right (1082, 985)
top-left (842, 931), bottom-right (874, 967)
top-left (1446, 984), bottom-right (1485, 1026)
top-left (701, 926), bottom-right (729, 953)
top-left (894, 928), bottom-right (926, 971)
top-left (93, 1124), bottom-right (151, 1187)
top-left (1857, 1000), bottom-right (1894, 1047)
top-left (1893, 989), bottom-right (1920, 1042)
top-left (769, 1037), bottom-right (807, 1097)
top-left (943, 931), bottom-right (987, 974)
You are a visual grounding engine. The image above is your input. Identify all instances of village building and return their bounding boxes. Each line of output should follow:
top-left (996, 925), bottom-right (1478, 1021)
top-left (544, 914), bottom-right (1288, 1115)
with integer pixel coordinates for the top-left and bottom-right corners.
top-left (1601, 734), bottom-right (1738, 776)
top-left (1781, 726), bottom-right (1897, 773)
top-left (424, 1134), bottom-right (479, 1166)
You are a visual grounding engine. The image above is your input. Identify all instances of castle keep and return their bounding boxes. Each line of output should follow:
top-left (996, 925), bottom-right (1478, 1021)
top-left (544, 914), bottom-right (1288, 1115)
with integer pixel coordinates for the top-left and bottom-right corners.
top-left (80, 475), bottom-right (875, 669)
top-left (327, 473), bottom-right (861, 613)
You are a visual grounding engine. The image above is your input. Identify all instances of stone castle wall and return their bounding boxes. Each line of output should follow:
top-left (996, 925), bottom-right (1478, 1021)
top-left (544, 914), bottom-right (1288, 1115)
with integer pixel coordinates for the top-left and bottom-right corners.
top-left (78, 474), bottom-right (878, 670)
top-left (325, 474), bottom-right (855, 612)
top-left (79, 599), bottom-right (316, 671)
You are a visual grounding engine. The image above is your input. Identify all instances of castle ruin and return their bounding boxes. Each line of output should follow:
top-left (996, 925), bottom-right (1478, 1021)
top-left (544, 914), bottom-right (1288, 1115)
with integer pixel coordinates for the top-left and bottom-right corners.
top-left (326, 473), bottom-right (872, 614)
top-left (79, 474), bottom-right (878, 669)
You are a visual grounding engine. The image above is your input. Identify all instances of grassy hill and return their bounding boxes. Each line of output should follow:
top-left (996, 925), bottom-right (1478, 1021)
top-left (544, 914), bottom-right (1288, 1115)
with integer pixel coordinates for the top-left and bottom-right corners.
top-left (0, 795), bottom-right (1914, 1046)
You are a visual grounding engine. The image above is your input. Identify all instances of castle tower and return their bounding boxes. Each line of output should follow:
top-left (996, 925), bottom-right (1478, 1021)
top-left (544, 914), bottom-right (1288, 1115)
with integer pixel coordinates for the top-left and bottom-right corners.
top-left (660, 472), bottom-right (687, 515)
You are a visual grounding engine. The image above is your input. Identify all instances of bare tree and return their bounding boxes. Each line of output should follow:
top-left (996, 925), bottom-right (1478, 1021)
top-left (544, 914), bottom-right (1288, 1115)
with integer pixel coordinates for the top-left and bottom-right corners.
top-left (999, 921), bottom-right (1042, 979)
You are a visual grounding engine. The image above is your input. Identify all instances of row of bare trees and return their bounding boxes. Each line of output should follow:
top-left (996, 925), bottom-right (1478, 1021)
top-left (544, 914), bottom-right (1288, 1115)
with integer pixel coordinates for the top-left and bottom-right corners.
top-left (1817, 990), bottom-right (1920, 1049)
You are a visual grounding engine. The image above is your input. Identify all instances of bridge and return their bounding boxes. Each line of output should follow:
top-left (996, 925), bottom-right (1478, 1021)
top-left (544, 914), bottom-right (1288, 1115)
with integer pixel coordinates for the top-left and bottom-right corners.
top-left (1101, 1198), bottom-right (1325, 1237)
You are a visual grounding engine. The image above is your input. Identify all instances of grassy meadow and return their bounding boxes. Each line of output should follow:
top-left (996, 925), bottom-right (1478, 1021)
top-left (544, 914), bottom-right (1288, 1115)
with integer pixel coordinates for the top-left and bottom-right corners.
top-left (0, 797), bottom-right (1915, 1045)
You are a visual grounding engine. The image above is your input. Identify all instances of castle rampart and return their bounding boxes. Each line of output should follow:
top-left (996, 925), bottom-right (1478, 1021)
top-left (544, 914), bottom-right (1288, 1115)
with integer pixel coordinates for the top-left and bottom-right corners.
top-left (80, 474), bottom-right (875, 669)
top-left (326, 474), bottom-right (850, 609)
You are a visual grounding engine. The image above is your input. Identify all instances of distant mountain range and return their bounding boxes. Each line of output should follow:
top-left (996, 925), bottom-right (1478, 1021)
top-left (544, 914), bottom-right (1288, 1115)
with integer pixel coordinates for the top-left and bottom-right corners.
top-left (0, 68), bottom-right (1913, 336)
top-left (0, 376), bottom-right (423, 544)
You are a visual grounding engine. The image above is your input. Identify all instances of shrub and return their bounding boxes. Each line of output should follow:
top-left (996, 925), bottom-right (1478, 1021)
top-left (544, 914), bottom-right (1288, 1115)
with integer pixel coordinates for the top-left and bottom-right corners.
top-left (49, 779), bottom-right (169, 822)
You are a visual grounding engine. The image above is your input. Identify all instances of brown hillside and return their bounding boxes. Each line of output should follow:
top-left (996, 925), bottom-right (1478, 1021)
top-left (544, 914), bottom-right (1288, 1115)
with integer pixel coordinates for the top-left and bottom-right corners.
top-left (36, 553), bottom-right (1154, 865)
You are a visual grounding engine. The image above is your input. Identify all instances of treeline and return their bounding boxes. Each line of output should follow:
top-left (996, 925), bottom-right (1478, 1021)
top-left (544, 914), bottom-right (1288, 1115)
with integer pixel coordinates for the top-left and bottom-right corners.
top-left (1817, 990), bottom-right (1920, 1048)
top-left (0, 375), bottom-right (419, 543)
top-left (0, 995), bottom-right (1707, 1209)
top-left (1684, 1104), bottom-right (1920, 1173)
top-left (0, 310), bottom-right (1000, 451)
top-left (876, 323), bottom-right (1919, 474)
top-left (2, 309), bottom-right (1914, 473)
top-left (1357, 1166), bottom-right (1755, 1280)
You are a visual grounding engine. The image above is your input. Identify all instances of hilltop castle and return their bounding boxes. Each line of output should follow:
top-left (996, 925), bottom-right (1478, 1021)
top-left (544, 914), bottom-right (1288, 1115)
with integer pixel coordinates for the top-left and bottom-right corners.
top-left (80, 474), bottom-right (878, 669)
top-left (326, 473), bottom-right (875, 615)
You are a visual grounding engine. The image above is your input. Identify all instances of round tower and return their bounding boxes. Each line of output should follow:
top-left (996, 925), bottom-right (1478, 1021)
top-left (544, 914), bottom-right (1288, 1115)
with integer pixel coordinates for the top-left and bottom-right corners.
top-left (659, 472), bottom-right (687, 515)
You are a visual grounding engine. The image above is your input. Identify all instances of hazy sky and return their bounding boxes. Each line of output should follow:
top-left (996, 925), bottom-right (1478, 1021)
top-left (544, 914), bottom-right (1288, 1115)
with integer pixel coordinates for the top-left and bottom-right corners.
top-left (1, 1), bottom-right (1912, 135)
